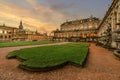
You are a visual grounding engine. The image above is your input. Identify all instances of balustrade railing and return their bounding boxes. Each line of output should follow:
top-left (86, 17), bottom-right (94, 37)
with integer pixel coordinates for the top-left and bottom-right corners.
top-left (114, 36), bottom-right (120, 42)
top-left (113, 28), bottom-right (120, 33)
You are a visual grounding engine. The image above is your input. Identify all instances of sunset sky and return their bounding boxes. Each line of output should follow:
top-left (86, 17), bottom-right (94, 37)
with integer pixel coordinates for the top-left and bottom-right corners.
top-left (0, 0), bottom-right (112, 33)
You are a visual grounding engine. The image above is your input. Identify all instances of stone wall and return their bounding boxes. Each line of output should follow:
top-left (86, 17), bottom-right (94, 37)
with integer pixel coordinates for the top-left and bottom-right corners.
top-left (98, 0), bottom-right (120, 49)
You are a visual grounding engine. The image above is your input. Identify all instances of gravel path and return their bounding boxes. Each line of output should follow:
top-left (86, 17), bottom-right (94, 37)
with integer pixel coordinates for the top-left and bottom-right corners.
top-left (0, 43), bottom-right (120, 80)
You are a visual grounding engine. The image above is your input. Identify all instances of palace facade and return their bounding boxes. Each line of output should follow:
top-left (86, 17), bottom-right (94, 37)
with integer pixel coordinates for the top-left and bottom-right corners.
top-left (97, 0), bottom-right (120, 49)
top-left (0, 21), bottom-right (51, 41)
top-left (53, 0), bottom-right (120, 49)
top-left (0, 24), bottom-right (18, 41)
top-left (53, 16), bottom-right (100, 42)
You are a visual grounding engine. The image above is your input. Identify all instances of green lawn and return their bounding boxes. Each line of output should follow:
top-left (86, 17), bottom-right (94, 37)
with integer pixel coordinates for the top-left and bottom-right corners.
top-left (7, 43), bottom-right (89, 71)
top-left (0, 41), bottom-right (55, 48)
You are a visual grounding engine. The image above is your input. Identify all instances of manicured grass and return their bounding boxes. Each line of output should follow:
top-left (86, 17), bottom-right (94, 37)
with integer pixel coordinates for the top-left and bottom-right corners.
top-left (0, 41), bottom-right (55, 48)
top-left (7, 43), bottom-right (89, 71)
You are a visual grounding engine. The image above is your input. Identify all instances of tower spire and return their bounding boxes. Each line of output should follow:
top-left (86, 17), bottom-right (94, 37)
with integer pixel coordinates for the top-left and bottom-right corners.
top-left (19, 20), bottom-right (23, 29)
top-left (90, 15), bottom-right (93, 19)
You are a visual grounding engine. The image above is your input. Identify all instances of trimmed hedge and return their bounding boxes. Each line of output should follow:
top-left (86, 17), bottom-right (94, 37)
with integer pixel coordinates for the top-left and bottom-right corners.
top-left (7, 43), bottom-right (89, 71)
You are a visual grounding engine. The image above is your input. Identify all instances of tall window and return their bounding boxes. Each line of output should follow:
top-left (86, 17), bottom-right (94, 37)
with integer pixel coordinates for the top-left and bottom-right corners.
top-left (4, 31), bottom-right (7, 34)
top-left (114, 12), bottom-right (117, 29)
top-left (0, 30), bottom-right (2, 33)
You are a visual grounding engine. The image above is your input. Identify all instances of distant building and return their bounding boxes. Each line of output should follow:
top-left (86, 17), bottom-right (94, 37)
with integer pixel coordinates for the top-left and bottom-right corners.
top-left (53, 16), bottom-right (100, 42)
top-left (13, 21), bottom-right (27, 41)
top-left (0, 24), bottom-right (18, 41)
top-left (97, 0), bottom-right (120, 49)
top-left (0, 21), bottom-right (51, 41)
top-left (26, 32), bottom-right (48, 41)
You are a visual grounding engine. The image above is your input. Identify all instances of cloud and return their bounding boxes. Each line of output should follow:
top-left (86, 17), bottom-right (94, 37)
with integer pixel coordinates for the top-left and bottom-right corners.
top-left (26, 0), bottom-right (66, 19)
top-left (39, 0), bottom-right (79, 18)
top-left (0, 0), bottom-right (89, 33)
top-left (0, 10), bottom-right (55, 32)
top-left (0, 0), bottom-right (112, 33)
top-left (0, 1), bottom-right (57, 33)
top-left (26, 0), bottom-right (43, 11)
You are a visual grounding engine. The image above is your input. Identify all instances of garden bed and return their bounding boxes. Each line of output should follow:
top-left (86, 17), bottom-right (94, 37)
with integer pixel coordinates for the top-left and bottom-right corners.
top-left (7, 43), bottom-right (89, 71)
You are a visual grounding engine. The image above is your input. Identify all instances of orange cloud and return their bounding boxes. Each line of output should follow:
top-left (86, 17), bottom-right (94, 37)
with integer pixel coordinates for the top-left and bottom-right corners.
top-left (26, 0), bottom-right (43, 11)
top-left (0, 1), bottom-right (66, 33)
top-left (26, 0), bottom-right (66, 17)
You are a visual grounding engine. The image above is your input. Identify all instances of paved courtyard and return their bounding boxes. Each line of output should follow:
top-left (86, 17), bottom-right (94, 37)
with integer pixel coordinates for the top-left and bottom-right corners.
top-left (0, 43), bottom-right (120, 80)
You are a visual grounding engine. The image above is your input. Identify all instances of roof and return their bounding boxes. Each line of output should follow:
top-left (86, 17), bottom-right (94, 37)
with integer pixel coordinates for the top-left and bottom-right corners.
top-left (0, 25), bottom-right (18, 30)
top-left (61, 17), bottom-right (100, 27)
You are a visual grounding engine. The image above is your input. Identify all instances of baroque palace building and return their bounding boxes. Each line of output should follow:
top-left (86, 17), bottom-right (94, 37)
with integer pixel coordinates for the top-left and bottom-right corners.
top-left (97, 0), bottom-right (120, 49)
top-left (53, 0), bottom-right (120, 49)
top-left (0, 24), bottom-right (17, 41)
top-left (53, 16), bottom-right (100, 42)
top-left (0, 21), bottom-right (51, 41)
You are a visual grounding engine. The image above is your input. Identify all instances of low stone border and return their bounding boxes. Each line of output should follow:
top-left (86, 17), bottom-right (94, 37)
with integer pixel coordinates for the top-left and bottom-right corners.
top-left (114, 50), bottom-right (120, 58)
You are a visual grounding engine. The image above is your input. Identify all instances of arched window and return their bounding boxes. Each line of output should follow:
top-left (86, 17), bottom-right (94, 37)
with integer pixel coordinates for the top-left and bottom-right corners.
top-left (0, 35), bottom-right (3, 38)
top-left (9, 36), bottom-right (11, 38)
top-left (5, 36), bottom-right (7, 39)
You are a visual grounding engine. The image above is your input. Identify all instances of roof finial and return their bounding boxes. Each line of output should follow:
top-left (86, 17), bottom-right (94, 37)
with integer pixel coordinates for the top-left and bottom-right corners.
top-left (19, 20), bottom-right (23, 29)
top-left (66, 19), bottom-right (68, 22)
top-left (3, 23), bottom-right (5, 26)
top-left (90, 15), bottom-right (93, 19)
top-left (36, 29), bottom-right (38, 34)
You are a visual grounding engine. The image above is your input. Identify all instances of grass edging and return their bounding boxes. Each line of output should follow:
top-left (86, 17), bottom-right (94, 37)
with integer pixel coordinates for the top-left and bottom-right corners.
top-left (0, 41), bottom-right (56, 48)
top-left (19, 61), bottom-right (69, 72)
